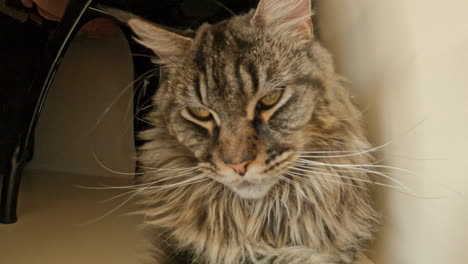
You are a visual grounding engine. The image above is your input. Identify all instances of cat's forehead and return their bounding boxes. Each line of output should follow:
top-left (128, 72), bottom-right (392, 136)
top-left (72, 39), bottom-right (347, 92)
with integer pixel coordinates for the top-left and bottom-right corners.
top-left (181, 20), bottom-right (263, 107)
top-left (170, 15), bottom-right (315, 114)
top-left (190, 19), bottom-right (260, 67)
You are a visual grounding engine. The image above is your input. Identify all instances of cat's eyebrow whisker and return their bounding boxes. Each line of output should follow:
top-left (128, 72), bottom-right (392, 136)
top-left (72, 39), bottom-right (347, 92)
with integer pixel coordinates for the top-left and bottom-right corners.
top-left (87, 67), bottom-right (159, 137)
top-left (212, 0), bottom-right (236, 16)
top-left (296, 141), bottom-right (392, 158)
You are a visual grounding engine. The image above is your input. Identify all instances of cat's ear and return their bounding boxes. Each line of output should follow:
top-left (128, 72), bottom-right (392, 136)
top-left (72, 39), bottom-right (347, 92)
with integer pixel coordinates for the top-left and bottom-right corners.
top-left (127, 19), bottom-right (193, 62)
top-left (252, 0), bottom-right (313, 38)
top-left (100, 7), bottom-right (192, 63)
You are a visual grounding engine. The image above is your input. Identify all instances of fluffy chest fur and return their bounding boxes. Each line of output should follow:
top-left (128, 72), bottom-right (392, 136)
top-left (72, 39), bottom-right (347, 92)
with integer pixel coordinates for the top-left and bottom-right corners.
top-left (137, 115), bottom-right (376, 264)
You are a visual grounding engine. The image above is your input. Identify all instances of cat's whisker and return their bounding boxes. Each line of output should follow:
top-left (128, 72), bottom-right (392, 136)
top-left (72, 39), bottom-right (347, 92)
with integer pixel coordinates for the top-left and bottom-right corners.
top-left (281, 170), bottom-right (368, 191)
top-left (92, 148), bottom-right (200, 178)
top-left (285, 167), bottom-right (408, 191)
top-left (135, 103), bottom-right (155, 114)
top-left (87, 67), bottom-right (159, 136)
top-left (288, 168), bottom-right (446, 200)
top-left (284, 170), bottom-right (369, 191)
top-left (144, 174), bottom-right (210, 191)
top-left (78, 189), bottom-right (140, 226)
top-left (276, 175), bottom-right (305, 192)
top-left (100, 189), bottom-right (139, 203)
top-left (298, 159), bottom-right (416, 175)
top-left (143, 166), bottom-right (199, 175)
top-left (212, 0), bottom-right (236, 16)
top-left (135, 116), bottom-right (153, 125)
top-left (293, 164), bottom-right (410, 191)
top-left (296, 141), bottom-right (392, 158)
top-left (92, 151), bottom-right (143, 176)
top-left (131, 53), bottom-right (154, 59)
top-left (81, 173), bottom-right (209, 224)
top-left (78, 167), bottom-right (201, 190)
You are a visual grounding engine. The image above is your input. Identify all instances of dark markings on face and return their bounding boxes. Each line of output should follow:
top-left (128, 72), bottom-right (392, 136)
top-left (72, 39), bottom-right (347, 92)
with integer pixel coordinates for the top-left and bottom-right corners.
top-left (226, 28), bottom-right (252, 51)
top-left (193, 75), bottom-right (202, 103)
top-left (182, 118), bottom-right (210, 138)
top-left (292, 76), bottom-right (324, 89)
top-left (268, 93), bottom-right (300, 124)
top-left (234, 57), bottom-right (244, 93)
top-left (211, 21), bottom-right (229, 50)
top-left (246, 62), bottom-right (259, 94)
top-left (193, 29), bottom-right (209, 66)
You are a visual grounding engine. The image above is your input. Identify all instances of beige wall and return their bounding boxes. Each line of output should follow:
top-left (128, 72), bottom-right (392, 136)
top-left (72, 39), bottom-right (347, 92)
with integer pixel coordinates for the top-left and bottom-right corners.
top-left (316, 0), bottom-right (468, 263)
top-left (27, 31), bottom-right (136, 179)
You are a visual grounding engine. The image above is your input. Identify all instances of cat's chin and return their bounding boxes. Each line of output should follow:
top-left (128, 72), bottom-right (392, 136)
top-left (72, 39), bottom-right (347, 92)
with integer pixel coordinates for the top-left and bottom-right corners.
top-left (230, 181), bottom-right (272, 200)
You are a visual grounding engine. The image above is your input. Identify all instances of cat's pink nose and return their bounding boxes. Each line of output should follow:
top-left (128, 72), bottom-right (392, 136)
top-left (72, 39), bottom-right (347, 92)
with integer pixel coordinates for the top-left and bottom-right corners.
top-left (225, 160), bottom-right (252, 176)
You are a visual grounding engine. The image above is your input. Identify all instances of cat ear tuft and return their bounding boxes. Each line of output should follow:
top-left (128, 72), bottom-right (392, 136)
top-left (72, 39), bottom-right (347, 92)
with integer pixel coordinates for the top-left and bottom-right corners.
top-left (99, 6), bottom-right (192, 63)
top-left (127, 19), bottom-right (193, 63)
top-left (252, 0), bottom-right (313, 38)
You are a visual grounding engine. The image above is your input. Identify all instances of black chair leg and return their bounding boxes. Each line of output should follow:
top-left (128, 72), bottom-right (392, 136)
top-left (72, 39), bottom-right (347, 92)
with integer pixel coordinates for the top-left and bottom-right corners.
top-left (0, 145), bottom-right (24, 224)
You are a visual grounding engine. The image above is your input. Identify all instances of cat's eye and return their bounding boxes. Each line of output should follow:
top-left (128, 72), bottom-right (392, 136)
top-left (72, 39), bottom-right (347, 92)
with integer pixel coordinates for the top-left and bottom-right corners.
top-left (188, 107), bottom-right (212, 120)
top-left (258, 90), bottom-right (283, 108)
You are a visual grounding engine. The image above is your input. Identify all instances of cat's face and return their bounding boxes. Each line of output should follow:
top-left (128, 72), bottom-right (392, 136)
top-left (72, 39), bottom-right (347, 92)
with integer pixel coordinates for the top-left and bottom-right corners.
top-left (121, 0), bottom-right (337, 199)
top-left (164, 23), bottom-right (320, 199)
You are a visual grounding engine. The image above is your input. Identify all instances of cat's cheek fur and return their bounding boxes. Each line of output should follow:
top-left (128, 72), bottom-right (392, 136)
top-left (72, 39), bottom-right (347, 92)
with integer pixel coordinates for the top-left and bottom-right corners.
top-left (169, 119), bottom-right (211, 159)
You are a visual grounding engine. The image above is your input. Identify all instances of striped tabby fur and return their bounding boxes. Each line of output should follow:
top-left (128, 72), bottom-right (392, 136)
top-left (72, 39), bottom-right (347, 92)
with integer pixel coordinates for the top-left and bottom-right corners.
top-left (108, 0), bottom-right (378, 263)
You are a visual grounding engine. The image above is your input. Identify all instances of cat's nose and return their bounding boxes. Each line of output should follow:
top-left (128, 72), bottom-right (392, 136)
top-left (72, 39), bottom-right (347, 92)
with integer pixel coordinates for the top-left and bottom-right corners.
top-left (225, 160), bottom-right (252, 176)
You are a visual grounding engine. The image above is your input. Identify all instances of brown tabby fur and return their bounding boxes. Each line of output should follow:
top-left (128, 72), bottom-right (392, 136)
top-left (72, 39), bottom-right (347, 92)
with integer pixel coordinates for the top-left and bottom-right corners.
top-left (107, 0), bottom-right (378, 263)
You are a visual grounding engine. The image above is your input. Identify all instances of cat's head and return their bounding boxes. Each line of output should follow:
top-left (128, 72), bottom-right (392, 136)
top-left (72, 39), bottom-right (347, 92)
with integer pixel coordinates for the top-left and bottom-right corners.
top-left (114, 0), bottom-right (361, 199)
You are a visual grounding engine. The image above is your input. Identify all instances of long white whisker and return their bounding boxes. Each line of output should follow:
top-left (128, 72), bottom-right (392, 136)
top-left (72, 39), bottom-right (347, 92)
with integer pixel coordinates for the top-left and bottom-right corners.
top-left (298, 159), bottom-right (415, 175)
top-left (277, 175), bottom-right (303, 190)
top-left (145, 174), bottom-right (209, 190)
top-left (141, 166), bottom-right (198, 173)
top-left (100, 189), bottom-right (139, 203)
top-left (77, 168), bottom-right (201, 190)
top-left (92, 151), bottom-right (143, 176)
top-left (78, 190), bottom-right (139, 226)
top-left (296, 141), bottom-right (392, 158)
top-left (87, 67), bottom-right (159, 137)
top-left (80, 173), bottom-right (208, 225)
top-left (294, 164), bottom-right (410, 191)
top-left (281, 170), bottom-right (368, 191)
top-left (286, 167), bottom-right (407, 191)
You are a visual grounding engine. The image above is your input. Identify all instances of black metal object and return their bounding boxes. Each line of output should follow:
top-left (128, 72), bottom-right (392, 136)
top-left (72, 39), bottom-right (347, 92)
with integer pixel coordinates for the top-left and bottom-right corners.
top-left (0, 0), bottom-right (97, 224)
top-left (0, 0), bottom-right (258, 224)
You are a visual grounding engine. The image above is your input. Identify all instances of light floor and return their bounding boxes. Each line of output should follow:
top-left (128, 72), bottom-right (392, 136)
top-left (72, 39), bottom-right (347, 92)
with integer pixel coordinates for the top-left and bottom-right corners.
top-left (0, 170), bottom-right (373, 264)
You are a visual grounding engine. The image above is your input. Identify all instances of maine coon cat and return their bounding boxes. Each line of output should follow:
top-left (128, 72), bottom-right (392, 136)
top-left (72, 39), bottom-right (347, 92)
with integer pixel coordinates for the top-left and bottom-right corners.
top-left (107, 0), bottom-right (377, 263)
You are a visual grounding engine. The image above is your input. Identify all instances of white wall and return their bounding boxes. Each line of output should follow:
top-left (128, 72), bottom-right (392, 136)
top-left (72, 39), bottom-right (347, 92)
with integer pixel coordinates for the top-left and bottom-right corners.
top-left (316, 1), bottom-right (468, 263)
top-left (27, 31), bottom-right (136, 178)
